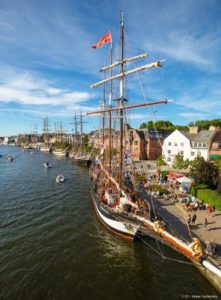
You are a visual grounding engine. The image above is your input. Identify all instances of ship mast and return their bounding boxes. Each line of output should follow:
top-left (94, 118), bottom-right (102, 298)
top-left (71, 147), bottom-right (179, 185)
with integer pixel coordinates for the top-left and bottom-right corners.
top-left (88, 14), bottom-right (169, 192)
top-left (108, 43), bottom-right (113, 179)
top-left (119, 12), bottom-right (125, 189)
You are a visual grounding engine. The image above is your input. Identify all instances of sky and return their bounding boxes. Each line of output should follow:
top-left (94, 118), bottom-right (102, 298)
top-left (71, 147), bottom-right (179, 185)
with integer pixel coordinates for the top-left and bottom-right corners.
top-left (0, 0), bottom-right (221, 136)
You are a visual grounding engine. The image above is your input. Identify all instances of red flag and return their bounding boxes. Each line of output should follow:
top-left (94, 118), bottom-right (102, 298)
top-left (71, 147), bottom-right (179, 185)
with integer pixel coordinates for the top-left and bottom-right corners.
top-left (91, 32), bottom-right (112, 49)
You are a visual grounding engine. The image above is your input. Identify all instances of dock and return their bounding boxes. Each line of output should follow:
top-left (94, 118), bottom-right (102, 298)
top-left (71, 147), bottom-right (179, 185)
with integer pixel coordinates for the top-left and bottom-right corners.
top-left (153, 194), bottom-right (221, 294)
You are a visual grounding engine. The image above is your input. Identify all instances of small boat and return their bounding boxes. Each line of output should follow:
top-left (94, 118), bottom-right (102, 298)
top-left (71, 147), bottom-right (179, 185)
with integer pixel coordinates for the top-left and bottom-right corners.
top-left (43, 162), bottom-right (52, 168)
top-left (53, 149), bottom-right (66, 156)
top-left (73, 154), bottom-right (91, 167)
top-left (8, 156), bottom-right (14, 161)
top-left (56, 174), bottom-right (65, 183)
top-left (40, 146), bottom-right (52, 152)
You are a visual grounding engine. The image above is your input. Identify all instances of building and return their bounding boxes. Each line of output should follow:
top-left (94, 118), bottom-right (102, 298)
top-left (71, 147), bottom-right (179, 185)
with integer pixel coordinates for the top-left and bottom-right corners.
top-left (142, 129), bottom-right (173, 160)
top-left (162, 127), bottom-right (216, 165)
top-left (209, 130), bottom-right (221, 159)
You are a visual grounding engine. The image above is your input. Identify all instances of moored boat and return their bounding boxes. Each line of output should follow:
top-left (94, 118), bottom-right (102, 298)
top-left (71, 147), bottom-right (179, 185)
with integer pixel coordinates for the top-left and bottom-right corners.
top-left (53, 149), bottom-right (67, 156)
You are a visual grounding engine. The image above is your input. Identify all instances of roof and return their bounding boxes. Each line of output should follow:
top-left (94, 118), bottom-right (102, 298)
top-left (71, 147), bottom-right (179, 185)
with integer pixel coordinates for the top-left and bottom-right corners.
top-left (139, 129), bottom-right (173, 140)
top-left (180, 130), bottom-right (215, 143)
top-left (167, 173), bottom-right (184, 179)
top-left (212, 130), bottom-right (221, 143)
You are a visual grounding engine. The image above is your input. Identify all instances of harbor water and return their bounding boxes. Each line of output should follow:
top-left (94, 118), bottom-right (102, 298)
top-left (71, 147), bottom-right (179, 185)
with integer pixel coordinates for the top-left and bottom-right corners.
top-left (0, 145), bottom-right (219, 299)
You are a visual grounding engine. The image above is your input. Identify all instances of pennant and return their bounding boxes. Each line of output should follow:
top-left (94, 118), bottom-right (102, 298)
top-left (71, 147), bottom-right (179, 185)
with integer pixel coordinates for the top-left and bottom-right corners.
top-left (91, 32), bottom-right (112, 49)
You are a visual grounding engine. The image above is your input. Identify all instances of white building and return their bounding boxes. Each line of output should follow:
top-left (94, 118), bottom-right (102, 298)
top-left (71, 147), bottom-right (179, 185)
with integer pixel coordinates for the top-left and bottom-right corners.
top-left (162, 127), bottom-right (216, 165)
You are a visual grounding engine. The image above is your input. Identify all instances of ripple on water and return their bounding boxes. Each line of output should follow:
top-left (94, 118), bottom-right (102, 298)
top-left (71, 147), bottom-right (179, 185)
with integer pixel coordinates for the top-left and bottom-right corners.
top-left (0, 146), bottom-right (219, 300)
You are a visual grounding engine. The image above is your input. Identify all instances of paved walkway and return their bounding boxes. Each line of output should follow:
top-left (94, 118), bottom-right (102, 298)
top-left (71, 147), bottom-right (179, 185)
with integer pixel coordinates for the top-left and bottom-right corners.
top-left (155, 196), bottom-right (221, 268)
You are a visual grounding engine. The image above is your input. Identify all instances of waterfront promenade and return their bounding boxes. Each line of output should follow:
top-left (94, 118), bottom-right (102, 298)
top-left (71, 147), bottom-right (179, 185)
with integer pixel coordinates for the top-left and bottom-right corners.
top-left (155, 195), bottom-right (221, 268)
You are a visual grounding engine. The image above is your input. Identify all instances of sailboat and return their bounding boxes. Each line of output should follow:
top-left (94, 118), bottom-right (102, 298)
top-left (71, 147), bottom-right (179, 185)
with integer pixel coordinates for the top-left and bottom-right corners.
top-left (87, 15), bottom-right (221, 293)
top-left (72, 112), bottom-right (91, 167)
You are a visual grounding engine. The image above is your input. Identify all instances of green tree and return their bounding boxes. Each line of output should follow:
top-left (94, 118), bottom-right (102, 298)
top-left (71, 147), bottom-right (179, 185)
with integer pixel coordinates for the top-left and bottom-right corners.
top-left (156, 155), bottom-right (166, 167)
top-left (172, 153), bottom-right (189, 169)
top-left (140, 122), bottom-right (148, 129)
top-left (189, 157), bottom-right (219, 189)
top-left (214, 157), bottom-right (221, 173)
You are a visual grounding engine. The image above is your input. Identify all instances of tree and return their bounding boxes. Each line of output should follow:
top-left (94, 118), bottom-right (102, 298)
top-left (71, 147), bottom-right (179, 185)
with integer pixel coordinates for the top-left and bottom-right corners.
top-left (172, 153), bottom-right (189, 169)
top-left (188, 119), bottom-right (221, 130)
top-left (156, 155), bottom-right (166, 167)
top-left (214, 157), bottom-right (221, 173)
top-left (189, 157), bottom-right (219, 189)
top-left (140, 122), bottom-right (148, 129)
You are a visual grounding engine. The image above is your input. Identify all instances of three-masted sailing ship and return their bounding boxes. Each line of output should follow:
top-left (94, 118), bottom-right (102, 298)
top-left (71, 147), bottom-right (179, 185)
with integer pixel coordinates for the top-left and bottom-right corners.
top-left (87, 15), bottom-right (221, 294)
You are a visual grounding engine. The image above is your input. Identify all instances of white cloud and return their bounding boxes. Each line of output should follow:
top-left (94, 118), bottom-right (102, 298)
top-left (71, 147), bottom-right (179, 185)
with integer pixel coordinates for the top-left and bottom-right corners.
top-left (0, 69), bottom-right (93, 106)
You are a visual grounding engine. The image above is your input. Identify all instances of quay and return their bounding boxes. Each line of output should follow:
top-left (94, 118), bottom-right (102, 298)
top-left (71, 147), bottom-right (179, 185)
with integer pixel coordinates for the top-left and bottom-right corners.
top-left (154, 192), bottom-right (221, 294)
top-left (130, 161), bottom-right (221, 294)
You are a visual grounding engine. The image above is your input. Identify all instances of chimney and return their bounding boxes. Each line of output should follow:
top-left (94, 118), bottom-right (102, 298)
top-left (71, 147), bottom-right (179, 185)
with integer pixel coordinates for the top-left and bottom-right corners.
top-left (189, 126), bottom-right (198, 134)
top-left (209, 126), bottom-right (217, 131)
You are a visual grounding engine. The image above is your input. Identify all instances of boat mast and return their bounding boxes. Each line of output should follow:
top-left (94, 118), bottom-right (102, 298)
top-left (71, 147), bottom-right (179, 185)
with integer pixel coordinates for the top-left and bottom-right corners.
top-left (119, 11), bottom-right (125, 189)
top-left (101, 71), bottom-right (106, 165)
top-left (108, 41), bottom-right (113, 179)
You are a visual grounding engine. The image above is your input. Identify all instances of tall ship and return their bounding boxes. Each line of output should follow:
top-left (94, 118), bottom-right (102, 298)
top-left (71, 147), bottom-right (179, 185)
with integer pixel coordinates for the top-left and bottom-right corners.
top-left (87, 14), bottom-right (221, 294)
top-left (71, 112), bottom-right (91, 166)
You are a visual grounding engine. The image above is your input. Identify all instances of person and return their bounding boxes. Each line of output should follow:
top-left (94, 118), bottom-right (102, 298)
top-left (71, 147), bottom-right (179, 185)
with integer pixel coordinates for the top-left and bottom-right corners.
top-left (187, 214), bottom-right (191, 225)
top-left (211, 240), bottom-right (216, 256)
top-left (208, 205), bottom-right (212, 217)
top-left (191, 213), bottom-right (197, 224)
top-left (204, 218), bottom-right (208, 230)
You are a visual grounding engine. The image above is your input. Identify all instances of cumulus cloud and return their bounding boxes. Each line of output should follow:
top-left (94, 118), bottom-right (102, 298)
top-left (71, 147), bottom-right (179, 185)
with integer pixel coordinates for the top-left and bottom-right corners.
top-left (0, 69), bottom-right (92, 106)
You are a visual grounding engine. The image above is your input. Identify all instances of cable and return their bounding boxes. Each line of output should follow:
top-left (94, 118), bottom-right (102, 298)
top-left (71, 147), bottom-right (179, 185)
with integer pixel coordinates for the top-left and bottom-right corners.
top-left (136, 234), bottom-right (196, 266)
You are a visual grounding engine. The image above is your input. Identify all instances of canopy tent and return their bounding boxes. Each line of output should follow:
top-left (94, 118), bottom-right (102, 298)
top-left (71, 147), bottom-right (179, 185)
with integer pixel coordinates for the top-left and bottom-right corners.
top-left (176, 176), bottom-right (193, 192)
top-left (176, 176), bottom-right (193, 184)
top-left (167, 173), bottom-right (184, 179)
top-left (210, 154), bottom-right (221, 159)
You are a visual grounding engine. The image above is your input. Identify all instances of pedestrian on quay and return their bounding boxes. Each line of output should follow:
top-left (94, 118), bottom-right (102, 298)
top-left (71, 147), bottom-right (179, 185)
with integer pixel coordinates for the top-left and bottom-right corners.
top-left (187, 214), bottom-right (191, 225)
top-left (191, 213), bottom-right (197, 224)
top-left (204, 217), bottom-right (208, 230)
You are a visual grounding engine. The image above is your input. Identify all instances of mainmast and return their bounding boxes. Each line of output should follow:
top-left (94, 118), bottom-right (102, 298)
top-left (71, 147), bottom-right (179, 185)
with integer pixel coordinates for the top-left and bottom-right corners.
top-left (108, 43), bottom-right (113, 179)
top-left (119, 12), bottom-right (125, 189)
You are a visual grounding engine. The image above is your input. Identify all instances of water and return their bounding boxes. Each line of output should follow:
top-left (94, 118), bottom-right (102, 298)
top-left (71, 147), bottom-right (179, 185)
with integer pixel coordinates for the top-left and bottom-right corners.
top-left (0, 145), bottom-right (219, 300)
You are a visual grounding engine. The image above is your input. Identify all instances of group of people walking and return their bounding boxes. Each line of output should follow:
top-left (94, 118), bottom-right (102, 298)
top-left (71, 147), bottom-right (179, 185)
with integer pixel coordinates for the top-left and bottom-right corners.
top-left (187, 213), bottom-right (208, 229)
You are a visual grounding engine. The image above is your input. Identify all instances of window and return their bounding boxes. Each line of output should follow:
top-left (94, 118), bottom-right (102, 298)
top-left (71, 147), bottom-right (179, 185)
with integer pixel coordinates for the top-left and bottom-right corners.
top-left (168, 142), bottom-right (171, 146)
top-left (197, 151), bottom-right (201, 156)
top-left (168, 150), bottom-right (171, 154)
top-left (180, 151), bottom-right (184, 155)
top-left (167, 157), bottom-right (171, 162)
top-left (202, 142), bottom-right (206, 148)
top-left (134, 140), bottom-right (138, 145)
top-left (174, 142), bottom-right (177, 146)
top-left (194, 142), bottom-right (197, 147)
top-left (180, 142), bottom-right (184, 147)
top-left (198, 143), bottom-right (202, 148)
top-left (191, 152), bottom-right (195, 156)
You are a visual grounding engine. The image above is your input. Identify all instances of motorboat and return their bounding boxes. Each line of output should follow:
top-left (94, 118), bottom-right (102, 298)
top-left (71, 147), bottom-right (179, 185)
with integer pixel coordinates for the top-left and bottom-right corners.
top-left (56, 174), bottom-right (65, 183)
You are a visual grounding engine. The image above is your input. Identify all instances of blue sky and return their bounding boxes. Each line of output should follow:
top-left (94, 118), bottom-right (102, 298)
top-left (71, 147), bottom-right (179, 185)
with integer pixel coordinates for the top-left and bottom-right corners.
top-left (0, 0), bottom-right (221, 136)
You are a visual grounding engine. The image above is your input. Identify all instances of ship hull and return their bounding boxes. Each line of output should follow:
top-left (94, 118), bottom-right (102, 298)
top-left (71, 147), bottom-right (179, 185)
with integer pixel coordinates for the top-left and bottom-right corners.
top-left (90, 187), bottom-right (139, 240)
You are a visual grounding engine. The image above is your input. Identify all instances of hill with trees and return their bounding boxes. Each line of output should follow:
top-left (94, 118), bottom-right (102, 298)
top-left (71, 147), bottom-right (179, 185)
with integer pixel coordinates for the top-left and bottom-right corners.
top-left (139, 119), bottom-right (221, 130)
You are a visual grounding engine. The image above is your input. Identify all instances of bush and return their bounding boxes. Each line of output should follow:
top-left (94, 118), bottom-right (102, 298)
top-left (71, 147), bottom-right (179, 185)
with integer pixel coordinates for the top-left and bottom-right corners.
top-left (190, 184), bottom-right (209, 197)
top-left (135, 174), bottom-right (146, 182)
top-left (160, 171), bottom-right (169, 180)
top-left (197, 189), bottom-right (221, 211)
top-left (151, 184), bottom-right (170, 196)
